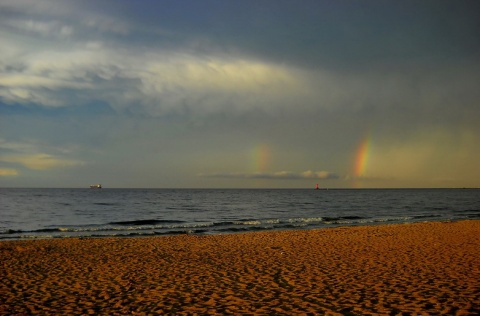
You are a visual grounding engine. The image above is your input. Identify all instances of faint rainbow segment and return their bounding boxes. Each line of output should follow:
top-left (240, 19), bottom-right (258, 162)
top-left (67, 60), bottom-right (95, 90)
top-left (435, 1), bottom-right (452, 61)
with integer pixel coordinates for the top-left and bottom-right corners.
top-left (354, 134), bottom-right (371, 178)
top-left (251, 144), bottom-right (270, 173)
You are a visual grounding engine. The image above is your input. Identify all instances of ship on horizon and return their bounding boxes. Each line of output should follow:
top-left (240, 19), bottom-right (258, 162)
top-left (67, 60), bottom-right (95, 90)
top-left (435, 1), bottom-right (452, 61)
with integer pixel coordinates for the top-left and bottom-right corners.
top-left (90, 184), bottom-right (102, 189)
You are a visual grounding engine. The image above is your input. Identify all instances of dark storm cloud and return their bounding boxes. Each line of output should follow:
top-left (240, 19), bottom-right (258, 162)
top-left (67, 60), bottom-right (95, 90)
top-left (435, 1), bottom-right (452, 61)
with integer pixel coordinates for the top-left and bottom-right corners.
top-left (108, 0), bottom-right (480, 71)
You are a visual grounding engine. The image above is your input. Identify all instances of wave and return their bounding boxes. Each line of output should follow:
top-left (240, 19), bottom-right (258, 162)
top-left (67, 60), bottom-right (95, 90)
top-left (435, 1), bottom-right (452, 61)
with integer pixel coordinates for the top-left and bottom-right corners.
top-left (0, 216), bottom-right (376, 235)
top-left (412, 215), bottom-right (442, 219)
top-left (321, 216), bottom-right (365, 222)
top-left (0, 229), bottom-right (22, 235)
top-left (110, 219), bottom-right (185, 226)
top-left (454, 209), bottom-right (480, 213)
top-left (36, 228), bottom-right (65, 233)
top-left (1, 214), bottom-right (464, 240)
top-left (451, 209), bottom-right (480, 219)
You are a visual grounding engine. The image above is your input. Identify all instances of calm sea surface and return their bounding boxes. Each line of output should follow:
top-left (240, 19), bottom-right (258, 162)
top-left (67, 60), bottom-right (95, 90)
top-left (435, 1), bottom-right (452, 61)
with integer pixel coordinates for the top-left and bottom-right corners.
top-left (1, 188), bottom-right (479, 240)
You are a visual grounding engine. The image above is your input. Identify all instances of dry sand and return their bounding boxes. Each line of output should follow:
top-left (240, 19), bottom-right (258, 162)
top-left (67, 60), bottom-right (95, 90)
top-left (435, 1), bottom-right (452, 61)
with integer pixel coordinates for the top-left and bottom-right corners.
top-left (1, 220), bottom-right (479, 315)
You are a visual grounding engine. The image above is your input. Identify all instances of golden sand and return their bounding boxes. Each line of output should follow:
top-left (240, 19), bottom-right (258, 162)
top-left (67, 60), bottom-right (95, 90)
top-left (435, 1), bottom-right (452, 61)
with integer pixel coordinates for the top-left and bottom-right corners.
top-left (1, 220), bottom-right (479, 315)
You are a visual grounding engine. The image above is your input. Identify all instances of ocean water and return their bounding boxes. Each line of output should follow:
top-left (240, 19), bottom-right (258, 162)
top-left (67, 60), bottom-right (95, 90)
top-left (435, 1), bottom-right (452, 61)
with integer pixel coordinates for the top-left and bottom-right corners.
top-left (1, 188), bottom-right (479, 240)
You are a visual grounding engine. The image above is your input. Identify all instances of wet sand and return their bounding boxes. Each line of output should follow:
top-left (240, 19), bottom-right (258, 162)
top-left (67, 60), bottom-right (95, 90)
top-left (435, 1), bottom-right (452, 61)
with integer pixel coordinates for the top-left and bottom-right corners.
top-left (1, 220), bottom-right (479, 315)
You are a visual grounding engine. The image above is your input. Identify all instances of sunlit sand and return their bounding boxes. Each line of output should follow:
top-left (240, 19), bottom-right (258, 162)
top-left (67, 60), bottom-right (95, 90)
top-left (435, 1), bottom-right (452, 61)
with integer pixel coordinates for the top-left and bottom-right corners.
top-left (1, 221), bottom-right (479, 315)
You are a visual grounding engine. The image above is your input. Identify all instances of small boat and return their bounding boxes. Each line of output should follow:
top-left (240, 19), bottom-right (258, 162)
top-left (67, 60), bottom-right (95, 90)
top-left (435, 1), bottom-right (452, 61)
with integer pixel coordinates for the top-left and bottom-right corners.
top-left (90, 184), bottom-right (102, 189)
top-left (315, 184), bottom-right (320, 190)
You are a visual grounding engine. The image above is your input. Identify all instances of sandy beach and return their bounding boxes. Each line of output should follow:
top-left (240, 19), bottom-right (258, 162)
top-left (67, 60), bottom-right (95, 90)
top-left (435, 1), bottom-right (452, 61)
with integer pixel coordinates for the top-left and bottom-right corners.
top-left (1, 220), bottom-right (479, 315)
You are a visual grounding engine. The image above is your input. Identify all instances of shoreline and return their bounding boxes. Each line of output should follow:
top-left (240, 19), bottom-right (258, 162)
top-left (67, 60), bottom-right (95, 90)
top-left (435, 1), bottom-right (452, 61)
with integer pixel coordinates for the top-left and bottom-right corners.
top-left (1, 220), bottom-right (479, 315)
top-left (2, 218), bottom-right (477, 242)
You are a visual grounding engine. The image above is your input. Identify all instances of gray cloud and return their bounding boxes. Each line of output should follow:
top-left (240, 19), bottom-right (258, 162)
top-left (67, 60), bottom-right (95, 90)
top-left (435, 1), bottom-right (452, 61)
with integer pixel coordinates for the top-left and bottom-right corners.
top-left (198, 171), bottom-right (340, 180)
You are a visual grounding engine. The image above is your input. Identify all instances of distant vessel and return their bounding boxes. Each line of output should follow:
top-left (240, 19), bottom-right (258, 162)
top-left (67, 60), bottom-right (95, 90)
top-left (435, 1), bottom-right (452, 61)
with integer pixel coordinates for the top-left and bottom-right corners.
top-left (90, 184), bottom-right (102, 189)
top-left (315, 184), bottom-right (320, 190)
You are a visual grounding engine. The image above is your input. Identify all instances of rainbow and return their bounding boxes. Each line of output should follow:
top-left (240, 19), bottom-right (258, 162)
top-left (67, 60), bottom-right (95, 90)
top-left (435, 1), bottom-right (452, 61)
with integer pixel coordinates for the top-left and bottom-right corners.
top-left (354, 133), bottom-right (371, 178)
top-left (251, 144), bottom-right (270, 173)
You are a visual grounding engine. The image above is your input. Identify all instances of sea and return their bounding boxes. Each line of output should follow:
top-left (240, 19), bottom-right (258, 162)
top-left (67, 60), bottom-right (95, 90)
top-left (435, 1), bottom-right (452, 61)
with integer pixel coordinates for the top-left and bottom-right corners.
top-left (1, 188), bottom-right (479, 240)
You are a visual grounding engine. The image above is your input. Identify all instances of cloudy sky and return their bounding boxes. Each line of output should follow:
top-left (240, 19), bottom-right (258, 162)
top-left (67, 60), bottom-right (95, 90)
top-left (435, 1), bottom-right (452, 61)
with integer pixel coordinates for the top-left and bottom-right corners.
top-left (1, 0), bottom-right (479, 188)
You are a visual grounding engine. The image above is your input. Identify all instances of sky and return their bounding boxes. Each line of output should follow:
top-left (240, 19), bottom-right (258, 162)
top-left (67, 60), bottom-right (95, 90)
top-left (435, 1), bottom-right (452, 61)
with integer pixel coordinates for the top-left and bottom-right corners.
top-left (1, 0), bottom-right (479, 188)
